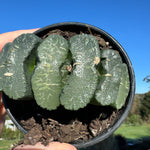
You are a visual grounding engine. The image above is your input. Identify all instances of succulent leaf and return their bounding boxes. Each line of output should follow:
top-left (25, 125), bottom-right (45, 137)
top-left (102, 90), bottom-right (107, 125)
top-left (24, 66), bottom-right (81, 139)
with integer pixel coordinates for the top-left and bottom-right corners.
top-left (2, 34), bottom-right (41, 100)
top-left (0, 43), bottom-right (11, 91)
top-left (60, 34), bottom-right (100, 110)
top-left (95, 49), bottom-right (130, 109)
top-left (96, 64), bottom-right (123, 106)
top-left (98, 49), bottom-right (122, 74)
top-left (115, 64), bottom-right (130, 109)
top-left (31, 34), bottom-right (69, 110)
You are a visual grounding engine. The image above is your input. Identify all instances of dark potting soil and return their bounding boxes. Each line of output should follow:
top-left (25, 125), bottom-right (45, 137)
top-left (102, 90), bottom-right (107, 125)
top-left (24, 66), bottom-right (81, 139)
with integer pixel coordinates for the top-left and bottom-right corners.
top-left (20, 105), bottom-right (119, 146)
top-left (11, 28), bottom-right (125, 147)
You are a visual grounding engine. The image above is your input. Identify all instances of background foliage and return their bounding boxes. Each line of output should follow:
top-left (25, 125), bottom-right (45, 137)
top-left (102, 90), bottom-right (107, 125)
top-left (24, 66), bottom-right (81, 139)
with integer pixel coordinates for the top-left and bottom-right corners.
top-left (125, 91), bottom-right (150, 125)
top-left (2, 126), bottom-right (24, 140)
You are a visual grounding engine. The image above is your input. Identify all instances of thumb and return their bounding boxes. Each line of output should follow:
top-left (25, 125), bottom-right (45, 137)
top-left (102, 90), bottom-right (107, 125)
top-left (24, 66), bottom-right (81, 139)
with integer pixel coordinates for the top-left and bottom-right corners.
top-left (0, 29), bottom-right (39, 52)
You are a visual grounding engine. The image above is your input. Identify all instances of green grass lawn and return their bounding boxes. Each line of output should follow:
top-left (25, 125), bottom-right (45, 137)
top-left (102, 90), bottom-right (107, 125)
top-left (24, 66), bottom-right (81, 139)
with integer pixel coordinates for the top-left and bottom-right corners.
top-left (115, 123), bottom-right (150, 139)
top-left (0, 139), bottom-right (19, 150)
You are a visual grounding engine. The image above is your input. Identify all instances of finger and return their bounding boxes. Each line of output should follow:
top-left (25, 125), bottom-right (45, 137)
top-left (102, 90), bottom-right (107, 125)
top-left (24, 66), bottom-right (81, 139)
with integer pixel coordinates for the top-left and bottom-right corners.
top-left (46, 142), bottom-right (77, 150)
top-left (0, 102), bottom-right (6, 118)
top-left (0, 93), bottom-right (7, 118)
top-left (11, 142), bottom-right (45, 150)
top-left (0, 28), bottom-right (39, 52)
top-left (12, 142), bottom-right (77, 150)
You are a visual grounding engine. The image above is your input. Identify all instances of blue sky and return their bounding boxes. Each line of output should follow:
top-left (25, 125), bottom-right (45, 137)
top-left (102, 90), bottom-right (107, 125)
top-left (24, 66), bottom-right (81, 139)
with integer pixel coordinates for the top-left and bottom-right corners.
top-left (0, 0), bottom-right (150, 94)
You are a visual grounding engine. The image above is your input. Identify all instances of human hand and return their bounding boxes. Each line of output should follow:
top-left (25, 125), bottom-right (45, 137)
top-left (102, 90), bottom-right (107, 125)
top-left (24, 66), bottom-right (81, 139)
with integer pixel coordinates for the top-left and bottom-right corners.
top-left (0, 29), bottom-right (77, 150)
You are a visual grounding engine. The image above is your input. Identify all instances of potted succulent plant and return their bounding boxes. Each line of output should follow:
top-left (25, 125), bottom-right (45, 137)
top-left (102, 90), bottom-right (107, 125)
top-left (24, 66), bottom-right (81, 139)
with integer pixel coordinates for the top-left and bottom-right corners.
top-left (1, 22), bottom-right (135, 149)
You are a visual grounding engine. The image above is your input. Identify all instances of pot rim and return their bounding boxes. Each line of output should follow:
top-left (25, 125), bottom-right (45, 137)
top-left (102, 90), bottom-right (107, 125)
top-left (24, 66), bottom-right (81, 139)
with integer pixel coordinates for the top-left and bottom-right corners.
top-left (3, 22), bottom-right (135, 148)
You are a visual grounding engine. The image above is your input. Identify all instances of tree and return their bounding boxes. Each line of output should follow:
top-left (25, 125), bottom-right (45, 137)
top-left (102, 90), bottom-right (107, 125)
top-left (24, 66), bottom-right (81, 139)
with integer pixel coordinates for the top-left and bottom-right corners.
top-left (143, 75), bottom-right (150, 83)
top-left (140, 91), bottom-right (150, 121)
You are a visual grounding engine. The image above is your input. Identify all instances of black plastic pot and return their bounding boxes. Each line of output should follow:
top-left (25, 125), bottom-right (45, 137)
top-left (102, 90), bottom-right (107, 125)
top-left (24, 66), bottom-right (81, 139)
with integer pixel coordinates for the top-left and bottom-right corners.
top-left (2, 22), bottom-right (135, 149)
